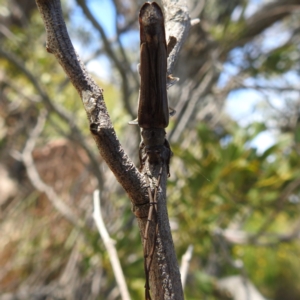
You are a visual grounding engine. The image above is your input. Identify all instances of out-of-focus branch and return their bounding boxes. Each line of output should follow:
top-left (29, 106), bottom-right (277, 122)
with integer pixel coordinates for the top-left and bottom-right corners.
top-left (21, 110), bottom-right (81, 226)
top-left (217, 275), bottom-right (267, 300)
top-left (252, 177), bottom-right (300, 241)
top-left (216, 219), bottom-right (300, 246)
top-left (0, 46), bottom-right (105, 189)
top-left (214, 230), bottom-right (244, 270)
top-left (75, 0), bottom-right (136, 118)
top-left (234, 1), bottom-right (300, 49)
top-left (243, 83), bottom-right (300, 93)
top-left (0, 73), bottom-right (41, 103)
top-left (168, 0), bottom-right (300, 141)
top-left (170, 64), bottom-right (218, 143)
top-left (93, 190), bottom-right (131, 300)
top-left (190, 0), bottom-right (205, 18)
top-left (76, 0), bottom-right (136, 81)
top-left (180, 244), bottom-right (193, 290)
top-left (0, 47), bottom-right (71, 121)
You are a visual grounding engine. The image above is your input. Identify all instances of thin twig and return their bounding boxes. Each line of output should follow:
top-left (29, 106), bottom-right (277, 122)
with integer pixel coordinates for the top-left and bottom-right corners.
top-left (92, 190), bottom-right (131, 300)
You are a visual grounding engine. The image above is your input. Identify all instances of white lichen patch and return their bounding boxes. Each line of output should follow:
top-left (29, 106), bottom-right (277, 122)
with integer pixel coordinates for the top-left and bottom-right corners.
top-left (82, 90), bottom-right (97, 113)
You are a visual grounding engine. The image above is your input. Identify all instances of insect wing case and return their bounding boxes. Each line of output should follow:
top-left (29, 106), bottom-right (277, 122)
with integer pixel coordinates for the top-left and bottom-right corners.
top-left (138, 2), bottom-right (169, 129)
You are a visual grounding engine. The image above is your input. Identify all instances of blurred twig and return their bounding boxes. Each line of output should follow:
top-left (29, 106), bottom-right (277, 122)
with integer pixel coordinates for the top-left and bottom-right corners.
top-left (0, 46), bottom-right (105, 189)
top-left (75, 0), bottom-right (136, 118)
top-left (21, 110), bottom-right (81, 226)
top-left (93, 190), bottom-right (131, 300)
top-left (252, 177), bottom-right (300, 241)
top-left (180, 244), bottom-right (193, 290)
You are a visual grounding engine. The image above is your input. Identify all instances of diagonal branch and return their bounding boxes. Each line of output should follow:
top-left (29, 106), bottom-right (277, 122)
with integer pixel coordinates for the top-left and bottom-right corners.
top-left (35, 0), bottom-right (148, 210)
top-left (237, 2), bottom-right (300, 47)
top-left (251, 177), bottom-right (300, 241)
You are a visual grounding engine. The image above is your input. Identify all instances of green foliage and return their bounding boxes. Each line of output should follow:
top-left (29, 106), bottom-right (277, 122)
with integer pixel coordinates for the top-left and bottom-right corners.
top-left (168, 120), bottom-right (300, 298)
top-left (255, 44), bottom-right (297, 76)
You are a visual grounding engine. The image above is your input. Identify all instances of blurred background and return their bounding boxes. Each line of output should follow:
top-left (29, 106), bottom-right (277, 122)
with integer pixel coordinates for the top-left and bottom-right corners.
top-left (1, 0), bottom-right (300, 299)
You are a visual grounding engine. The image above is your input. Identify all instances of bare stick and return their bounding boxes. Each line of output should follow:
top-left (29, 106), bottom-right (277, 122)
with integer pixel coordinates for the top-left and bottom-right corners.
top-left (93, 190), bottom-right (131, 300)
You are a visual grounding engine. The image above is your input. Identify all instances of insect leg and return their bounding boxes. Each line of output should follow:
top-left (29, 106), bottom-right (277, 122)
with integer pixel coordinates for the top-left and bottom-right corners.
top-left (143, 164), bottom-right (163, 300)
top-left (143, 171), bottom-right (155, 300)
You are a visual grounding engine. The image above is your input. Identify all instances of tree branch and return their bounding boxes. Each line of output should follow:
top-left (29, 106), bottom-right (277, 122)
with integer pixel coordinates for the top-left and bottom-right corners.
top-left (162, 0), bottom-right (191, 76)
top-left (35, 0), bottom-right (147, 209)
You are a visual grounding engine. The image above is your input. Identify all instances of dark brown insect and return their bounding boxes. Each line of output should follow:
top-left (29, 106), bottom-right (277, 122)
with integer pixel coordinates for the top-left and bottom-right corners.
top-left (138, 1), bottom-right (169, 129)
top-left (132, 2), bottom-right (177, 299)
